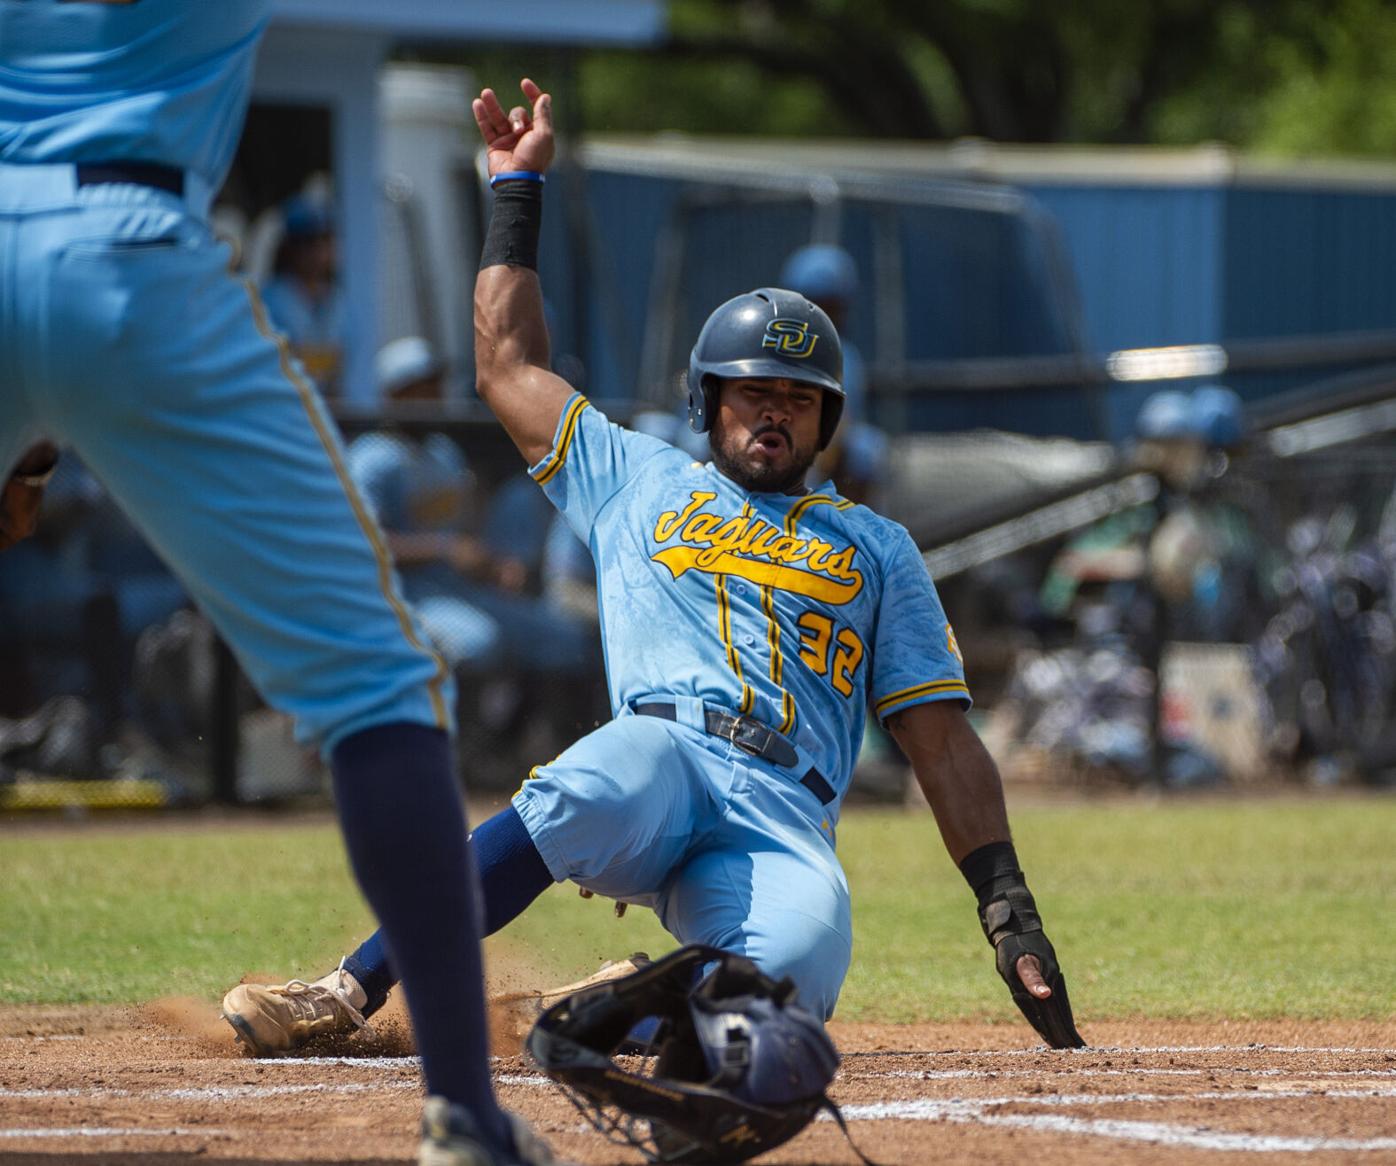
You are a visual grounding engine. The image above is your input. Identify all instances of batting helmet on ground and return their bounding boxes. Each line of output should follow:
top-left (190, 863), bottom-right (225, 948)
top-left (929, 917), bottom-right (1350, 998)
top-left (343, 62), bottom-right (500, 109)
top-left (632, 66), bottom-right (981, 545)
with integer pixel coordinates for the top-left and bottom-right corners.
top-left (527, 945), bottom-right (862, 1164)
top-left (687, 289), bottom-right (845, 450)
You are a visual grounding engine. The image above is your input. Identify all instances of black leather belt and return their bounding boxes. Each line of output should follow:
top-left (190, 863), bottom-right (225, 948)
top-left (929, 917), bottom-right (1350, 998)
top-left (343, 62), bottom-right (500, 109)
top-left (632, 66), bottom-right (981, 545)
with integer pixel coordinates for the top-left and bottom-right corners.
top-left (76, 161), bottom-right (185, 197)
top-left (634, 702), bottom-right (836, 805)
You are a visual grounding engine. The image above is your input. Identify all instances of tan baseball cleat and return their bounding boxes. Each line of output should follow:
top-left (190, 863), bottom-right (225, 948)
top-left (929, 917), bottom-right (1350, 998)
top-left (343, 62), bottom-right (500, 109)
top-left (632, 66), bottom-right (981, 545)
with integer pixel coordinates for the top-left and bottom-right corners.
top-left (221, 960), bottom-right (367, 1056)
top-left (534, 951), bottom-right (652, 1011)
top-left (496, 955), bottom-right (653, 1016)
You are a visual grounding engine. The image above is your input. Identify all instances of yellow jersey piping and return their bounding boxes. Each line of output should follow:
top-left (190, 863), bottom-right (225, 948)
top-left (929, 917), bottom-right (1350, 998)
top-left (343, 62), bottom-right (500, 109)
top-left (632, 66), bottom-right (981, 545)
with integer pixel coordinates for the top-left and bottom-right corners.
top-left (532, 395), bottom-right (590, 485)
top-left (242, 279), bottom-right (449, 729)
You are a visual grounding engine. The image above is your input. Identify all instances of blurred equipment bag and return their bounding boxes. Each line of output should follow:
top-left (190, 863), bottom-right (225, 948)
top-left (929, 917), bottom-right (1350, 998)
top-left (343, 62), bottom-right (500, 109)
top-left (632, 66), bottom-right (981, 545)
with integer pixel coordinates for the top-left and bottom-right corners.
top-left (527, 944), bottom-right (874, 1164)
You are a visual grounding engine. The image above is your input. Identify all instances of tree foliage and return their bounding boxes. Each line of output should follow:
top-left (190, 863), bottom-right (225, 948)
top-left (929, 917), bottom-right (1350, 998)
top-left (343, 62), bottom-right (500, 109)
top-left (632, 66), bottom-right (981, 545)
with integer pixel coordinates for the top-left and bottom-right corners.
top-left (564, 0), bottom-right (1396, 154)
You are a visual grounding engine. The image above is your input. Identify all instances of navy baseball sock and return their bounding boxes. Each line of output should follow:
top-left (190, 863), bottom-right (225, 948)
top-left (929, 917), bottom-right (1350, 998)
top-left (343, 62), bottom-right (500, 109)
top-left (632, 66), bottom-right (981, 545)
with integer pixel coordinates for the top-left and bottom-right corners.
top-left (340, 929), bottom-right (394, 1018)
top-left (330, 722), bottom-right (507, 1147)
top-left (338, 804), bottom-right (555, 1013)
top-left (474, 804), bottom-right (555, 935)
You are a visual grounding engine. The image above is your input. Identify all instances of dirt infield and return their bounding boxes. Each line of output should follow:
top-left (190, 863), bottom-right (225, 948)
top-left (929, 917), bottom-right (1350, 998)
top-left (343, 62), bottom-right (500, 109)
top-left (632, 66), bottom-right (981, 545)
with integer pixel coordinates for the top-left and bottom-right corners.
top-left (1, 1002), bottom-right (1394, 1164)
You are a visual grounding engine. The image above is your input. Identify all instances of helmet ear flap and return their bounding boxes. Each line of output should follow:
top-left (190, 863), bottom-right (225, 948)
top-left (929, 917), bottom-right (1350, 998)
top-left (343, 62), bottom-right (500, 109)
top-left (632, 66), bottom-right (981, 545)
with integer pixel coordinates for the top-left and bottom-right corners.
top-left (818, 391), bottom-right (844, 451)
top-left (685, 369), bottom-right (723, 437)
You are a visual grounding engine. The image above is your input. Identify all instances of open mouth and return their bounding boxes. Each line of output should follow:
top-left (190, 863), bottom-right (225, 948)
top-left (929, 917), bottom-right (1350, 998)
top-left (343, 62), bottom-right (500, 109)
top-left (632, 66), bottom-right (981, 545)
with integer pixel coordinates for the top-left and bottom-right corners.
top-left (754, 431), bottom-right (789, 455)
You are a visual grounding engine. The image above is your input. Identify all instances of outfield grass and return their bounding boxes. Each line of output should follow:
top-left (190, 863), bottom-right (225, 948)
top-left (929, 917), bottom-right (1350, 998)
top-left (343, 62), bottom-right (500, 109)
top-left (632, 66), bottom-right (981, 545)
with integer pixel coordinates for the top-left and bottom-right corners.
top-left (1, 795), bottom-right (1392, 1020)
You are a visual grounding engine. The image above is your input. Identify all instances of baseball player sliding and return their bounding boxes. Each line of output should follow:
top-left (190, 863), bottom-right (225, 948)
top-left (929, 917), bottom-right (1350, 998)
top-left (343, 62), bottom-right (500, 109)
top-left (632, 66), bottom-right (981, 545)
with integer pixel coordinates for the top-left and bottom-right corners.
top-left (224, 78), bottom-right (1084, 1062)
top-left (0, 6), bottom-right (543, 1165)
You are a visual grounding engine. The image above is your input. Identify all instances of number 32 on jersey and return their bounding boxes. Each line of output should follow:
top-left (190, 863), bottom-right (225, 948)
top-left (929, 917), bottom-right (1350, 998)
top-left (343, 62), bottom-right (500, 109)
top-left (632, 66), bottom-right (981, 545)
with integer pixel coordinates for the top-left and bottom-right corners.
top-left (796, 612), bottom-right (864, 697)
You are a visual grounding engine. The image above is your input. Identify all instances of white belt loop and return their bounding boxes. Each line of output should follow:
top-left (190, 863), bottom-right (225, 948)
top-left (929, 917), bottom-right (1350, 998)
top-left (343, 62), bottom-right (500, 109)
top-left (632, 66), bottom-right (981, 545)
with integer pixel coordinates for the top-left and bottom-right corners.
top-left (671, 696), bottom-right (707, 733)
top-left (0, 161), bottom-right (80, 211)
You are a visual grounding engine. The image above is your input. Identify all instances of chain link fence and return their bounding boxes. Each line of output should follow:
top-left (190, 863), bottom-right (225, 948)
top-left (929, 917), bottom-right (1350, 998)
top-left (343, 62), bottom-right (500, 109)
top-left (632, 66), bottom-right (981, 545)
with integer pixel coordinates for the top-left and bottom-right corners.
top-left (930, 432), bottom-right (1396, 791)
top-left (5, 393), bottom-right (1394, 812)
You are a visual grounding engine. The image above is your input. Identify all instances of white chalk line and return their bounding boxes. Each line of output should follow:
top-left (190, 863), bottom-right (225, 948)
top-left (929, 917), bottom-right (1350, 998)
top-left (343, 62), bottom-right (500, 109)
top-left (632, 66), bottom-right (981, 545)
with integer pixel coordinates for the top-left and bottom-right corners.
top-left (252, 1054), bottom-right (420, 1068)
top-left (7, 1058), bottom-right (1395, 1154)
top-left (0, 1076), bottom-right (550, 1103)
top-left (0, 1081), bottom-right (417, 1101)
top-left (0, 1033), bottom-right (182, 1043)
top-left (838, 1086), bottom-right (1396, 1116)
top-left (865, 1087), bottom-right (1396, 1107)
top-left (870, 1066), bottom-right (1396, 1081)
top-left (835, 1089), bottom-right (1396, 1153)
top-left (845, 1043), bottom-right (1396, 1058)
top-left (971, 1114), bottom-right (1396, 1155)
top-left (0, 1127), bottom-right (226, 1140)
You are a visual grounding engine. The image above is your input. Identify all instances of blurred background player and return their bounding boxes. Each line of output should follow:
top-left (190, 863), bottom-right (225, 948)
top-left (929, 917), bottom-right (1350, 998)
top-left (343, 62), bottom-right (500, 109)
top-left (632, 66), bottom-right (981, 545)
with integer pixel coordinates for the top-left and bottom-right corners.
top-left (0, 450), bottom-right (188, 776)
top-left (350, 337), bottom-right (509, 674)
top-left (220, 75), bottom-right (1083, 1060)
top-left (778, 243), bottom-right (889, 507)
top-left (350, 336), bottom-right (599, 774)
top-left (260, 192), bottom-right (348, 398)
top-left (1022, 384), bottom-right (1265, 786)
top-left (0, 4), bottom-right (548, 1163)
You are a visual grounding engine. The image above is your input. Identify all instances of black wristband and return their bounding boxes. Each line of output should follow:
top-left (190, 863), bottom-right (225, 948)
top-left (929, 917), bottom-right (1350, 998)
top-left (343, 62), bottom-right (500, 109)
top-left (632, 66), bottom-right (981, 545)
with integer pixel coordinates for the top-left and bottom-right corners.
top-left (959, 840), bottom-right (1022, 904)
top-left (479, 179), bottom-right (542, 271)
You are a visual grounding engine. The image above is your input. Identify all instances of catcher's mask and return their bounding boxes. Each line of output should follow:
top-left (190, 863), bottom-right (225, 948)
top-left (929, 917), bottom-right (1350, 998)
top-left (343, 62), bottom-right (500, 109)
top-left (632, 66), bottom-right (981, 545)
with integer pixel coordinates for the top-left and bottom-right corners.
top-left (687, 288), bottom-right (845, 451)
top-left (527, 945), bottom-right (871, 1164)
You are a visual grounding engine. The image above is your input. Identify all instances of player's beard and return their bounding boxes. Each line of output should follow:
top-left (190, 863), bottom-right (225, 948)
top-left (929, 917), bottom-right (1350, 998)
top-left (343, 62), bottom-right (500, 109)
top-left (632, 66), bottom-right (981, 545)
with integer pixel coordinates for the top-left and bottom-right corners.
top-left (709, 419), bottom-right (818, 494)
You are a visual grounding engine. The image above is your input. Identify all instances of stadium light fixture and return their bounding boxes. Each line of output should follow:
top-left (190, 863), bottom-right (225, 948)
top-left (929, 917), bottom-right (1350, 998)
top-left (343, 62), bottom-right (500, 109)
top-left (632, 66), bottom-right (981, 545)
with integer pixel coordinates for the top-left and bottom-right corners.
top-left (1105, 343), bottom-right (1228, 382)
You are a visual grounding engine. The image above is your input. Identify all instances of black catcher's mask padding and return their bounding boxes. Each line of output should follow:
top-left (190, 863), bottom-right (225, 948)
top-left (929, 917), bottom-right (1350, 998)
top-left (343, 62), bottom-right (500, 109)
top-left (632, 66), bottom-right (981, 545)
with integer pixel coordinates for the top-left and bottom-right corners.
top-left (527, 945), bottom-right (842, 1163)
top-left (687, 288), bottom-right (845, 451)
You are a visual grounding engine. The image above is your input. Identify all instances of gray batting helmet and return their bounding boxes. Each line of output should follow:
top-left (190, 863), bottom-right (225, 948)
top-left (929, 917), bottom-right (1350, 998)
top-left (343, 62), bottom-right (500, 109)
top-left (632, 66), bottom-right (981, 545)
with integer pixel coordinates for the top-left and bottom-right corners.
top-left (687, 288), bottom-right (845, 450)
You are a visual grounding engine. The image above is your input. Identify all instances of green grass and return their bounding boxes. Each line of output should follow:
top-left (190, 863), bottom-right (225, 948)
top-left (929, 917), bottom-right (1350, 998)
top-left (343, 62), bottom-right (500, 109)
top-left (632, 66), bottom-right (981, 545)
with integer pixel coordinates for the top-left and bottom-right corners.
top-left (840, 796), bottom-right (1396, 1022)
top-left (2, 796), bottom-right (1393, 1020)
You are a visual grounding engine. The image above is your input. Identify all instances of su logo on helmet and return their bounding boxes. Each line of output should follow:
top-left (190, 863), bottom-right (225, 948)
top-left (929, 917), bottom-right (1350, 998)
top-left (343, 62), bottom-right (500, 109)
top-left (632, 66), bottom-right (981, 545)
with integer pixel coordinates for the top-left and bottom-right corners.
top-left (761, 319), bottom-right (818, 359)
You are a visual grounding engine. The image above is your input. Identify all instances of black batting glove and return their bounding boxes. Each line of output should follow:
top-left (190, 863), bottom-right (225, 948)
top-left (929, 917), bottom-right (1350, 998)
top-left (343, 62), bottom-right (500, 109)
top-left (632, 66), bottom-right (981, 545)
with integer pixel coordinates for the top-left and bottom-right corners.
top-left (961, 842), bottom-right (1086, 1049)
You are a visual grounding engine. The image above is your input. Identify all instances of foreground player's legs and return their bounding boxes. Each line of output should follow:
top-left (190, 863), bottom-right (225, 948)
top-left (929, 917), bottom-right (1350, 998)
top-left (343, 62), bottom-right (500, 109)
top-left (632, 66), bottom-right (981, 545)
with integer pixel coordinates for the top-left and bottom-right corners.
top-left (330, 724), bottom-right (499, 1115)
top-left (39, 216), bottom-right (511, 1148)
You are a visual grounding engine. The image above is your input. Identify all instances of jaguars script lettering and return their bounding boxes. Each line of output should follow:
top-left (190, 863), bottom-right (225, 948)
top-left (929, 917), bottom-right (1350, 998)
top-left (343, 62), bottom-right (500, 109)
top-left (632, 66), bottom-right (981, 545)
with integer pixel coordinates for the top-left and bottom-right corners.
top-left (651, 491), bottom-right (863, 605)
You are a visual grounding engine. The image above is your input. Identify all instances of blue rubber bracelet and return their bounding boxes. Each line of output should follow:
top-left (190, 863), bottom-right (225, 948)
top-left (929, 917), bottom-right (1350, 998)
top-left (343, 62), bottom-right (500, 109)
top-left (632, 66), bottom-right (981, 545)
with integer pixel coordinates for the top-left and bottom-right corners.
top-left (489, 171), bottom-right (545, 187)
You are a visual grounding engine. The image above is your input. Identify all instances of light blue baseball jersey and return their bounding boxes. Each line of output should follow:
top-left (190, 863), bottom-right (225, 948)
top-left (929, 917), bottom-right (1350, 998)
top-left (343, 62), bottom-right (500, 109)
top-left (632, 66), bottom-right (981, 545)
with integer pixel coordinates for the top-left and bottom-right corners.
top-left (0, 0), bottom-right (268, 190)
top-left (513, 390), bottom-right (969, 1015)
top-left (531, 391), bottom-right (969, 802)
top-left (0, 0), bottom-right (451, 751)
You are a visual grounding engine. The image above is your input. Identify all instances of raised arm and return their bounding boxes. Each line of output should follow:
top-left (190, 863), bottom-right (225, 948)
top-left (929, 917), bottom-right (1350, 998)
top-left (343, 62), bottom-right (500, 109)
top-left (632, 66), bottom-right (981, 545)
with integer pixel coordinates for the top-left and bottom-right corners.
top-left (471, 79), bottom-right (577, 467)
top-left (888, 700), bottom-right (1086, 1048)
